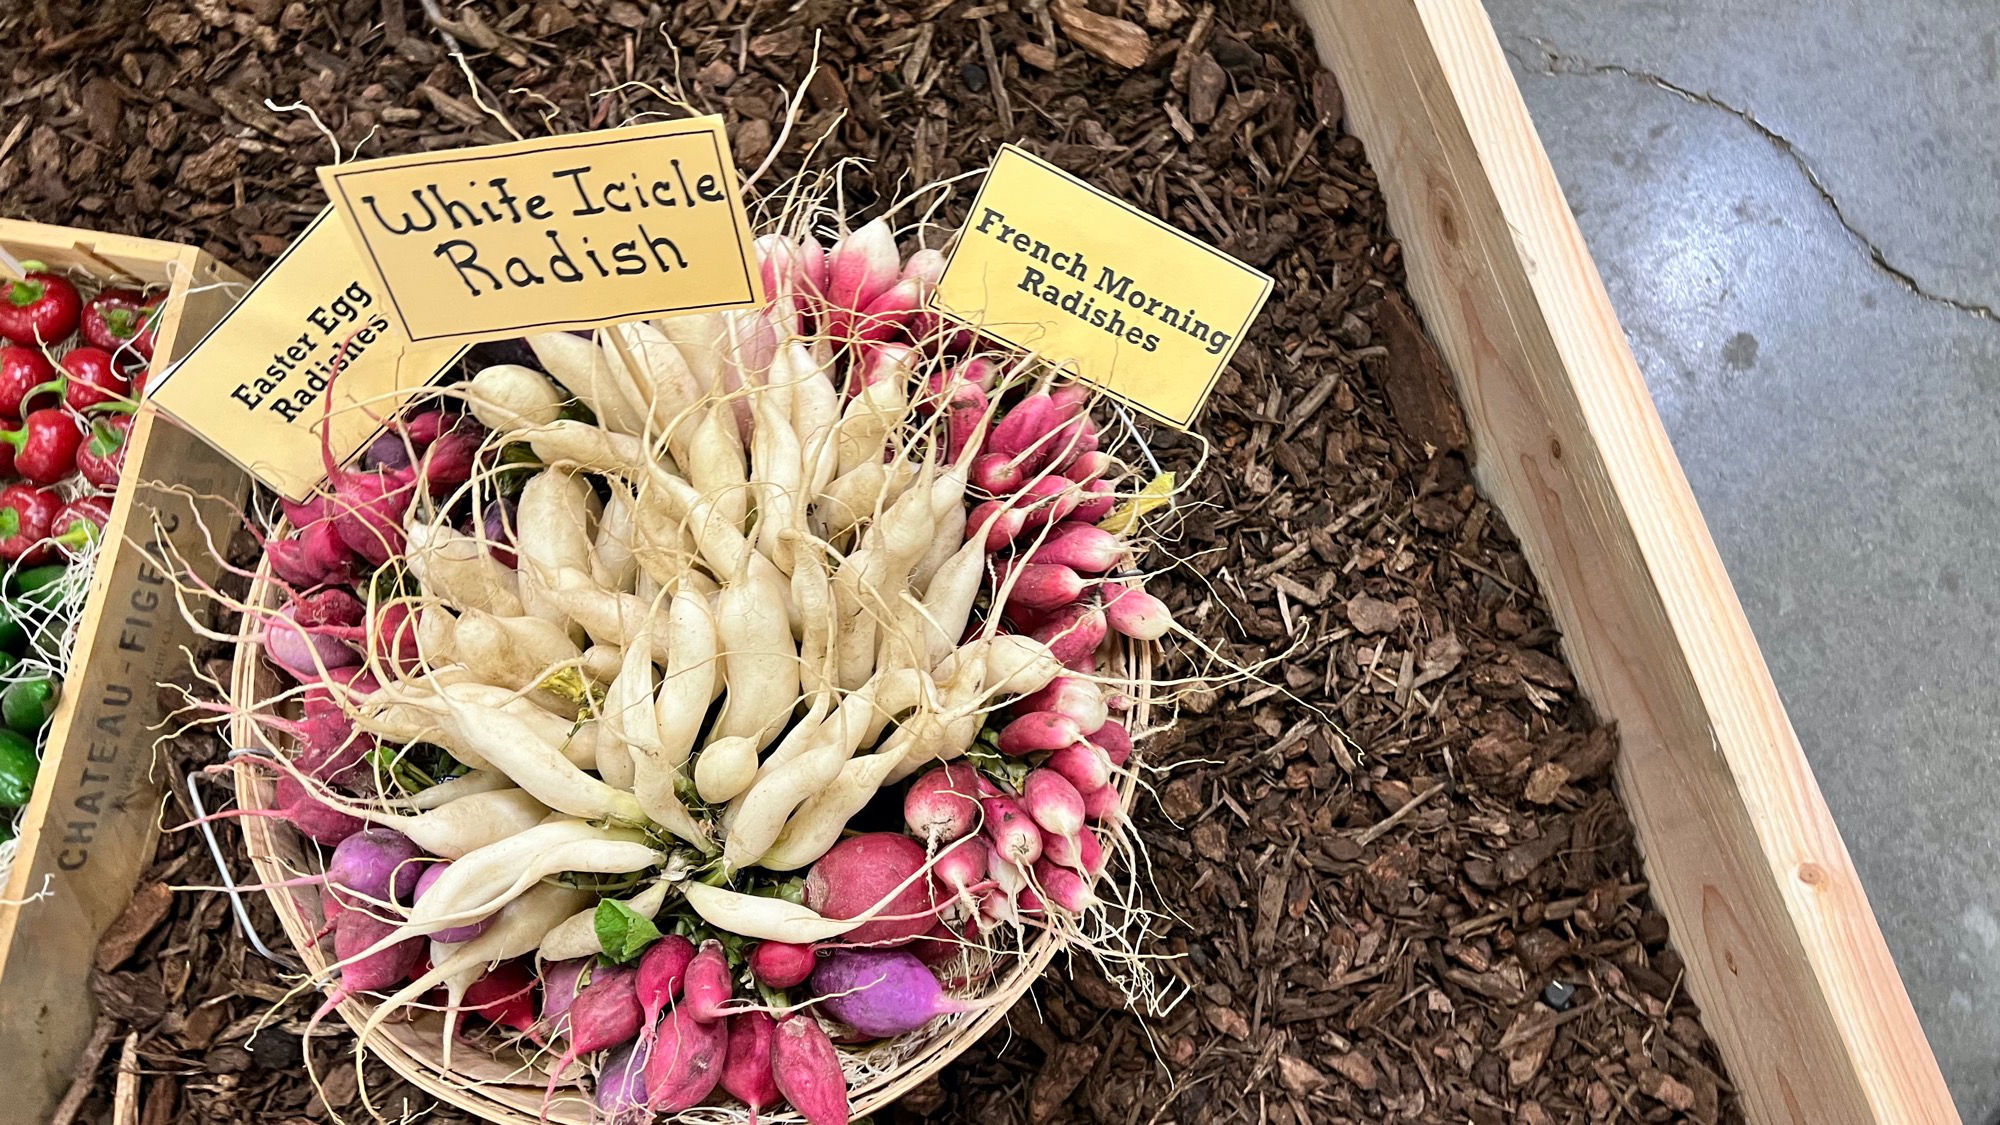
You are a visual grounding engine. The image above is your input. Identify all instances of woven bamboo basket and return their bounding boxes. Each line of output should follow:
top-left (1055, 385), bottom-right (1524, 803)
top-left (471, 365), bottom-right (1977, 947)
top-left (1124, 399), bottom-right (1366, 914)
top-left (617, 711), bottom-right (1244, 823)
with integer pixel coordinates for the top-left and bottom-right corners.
top-left (227, 523), bottom-right (1153, 1123)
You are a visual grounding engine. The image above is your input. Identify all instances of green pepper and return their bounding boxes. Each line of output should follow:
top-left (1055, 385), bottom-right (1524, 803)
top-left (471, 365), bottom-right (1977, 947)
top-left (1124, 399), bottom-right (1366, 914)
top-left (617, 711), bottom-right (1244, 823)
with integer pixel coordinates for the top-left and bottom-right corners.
top-left (11, 564), bottom-right (66, 595)
top-left (0, 730), bottom-right (37, 809)
top-left (1, 676), bottom-right (58, 733)
top-left (0, 606), bottom-right (23, 654)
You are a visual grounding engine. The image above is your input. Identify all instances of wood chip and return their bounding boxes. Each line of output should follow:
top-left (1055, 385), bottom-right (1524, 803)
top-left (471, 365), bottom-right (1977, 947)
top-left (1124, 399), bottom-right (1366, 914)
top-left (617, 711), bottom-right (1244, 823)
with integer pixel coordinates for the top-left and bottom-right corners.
top-left (1051, 0), bottom-right (1151, 69)
top-left (96, 882), bottom-right (175, 972)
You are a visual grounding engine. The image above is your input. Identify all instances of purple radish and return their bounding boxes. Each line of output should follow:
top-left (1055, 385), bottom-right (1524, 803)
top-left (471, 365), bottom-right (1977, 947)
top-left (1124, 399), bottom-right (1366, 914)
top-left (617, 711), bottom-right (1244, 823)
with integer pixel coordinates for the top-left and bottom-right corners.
top-left (749, 941), bottom-right (817, 990)
top-left (541, 958), bottom-right (590, 1033)
top-left (413, 863), bottom-right (490, 943)
top-left (720, 1011), bottom-right (781, 1123)
top-left (1101, 582), bottom-right (1173, 640)
top-left (265, 606), bottom-right (361, 682)
top-left (771, 1015), bottom-right (848, 1125)
top-left (268, 520), bottom-right (359, 588)
top-left (421, 428), bottom-right (482, 496)
top-left (328, 827), bottom-right (422, 904)
top-left (980, 796), bottom-right (1044, 865)
top-left (997, 711), bottom-right (1082, 756)
top-left (644, 1004), bottom-right (729, 1113)
top-left (1021, 769), bottom-right (1086, 839)
top-left (596, 1039), bottom-right (652, 1122)
top-left (1028, 603), bottom-right (1109, 669)
top-left (902, 762), bottom-right (987, 844)
top-left (363, 430), bottom-right (414, 471)
top-left (321, 908), bottom-right (422, 1016)
top-left (682, 939), bottom-right (733, 1023)
top-left (810, 948), bottom-right (970, 1038)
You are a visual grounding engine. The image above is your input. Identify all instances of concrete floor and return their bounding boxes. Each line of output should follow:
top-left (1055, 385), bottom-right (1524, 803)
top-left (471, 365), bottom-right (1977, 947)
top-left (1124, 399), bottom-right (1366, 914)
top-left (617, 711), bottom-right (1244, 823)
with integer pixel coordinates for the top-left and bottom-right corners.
top-left (1476, 1), bottom-right (2000, 1118)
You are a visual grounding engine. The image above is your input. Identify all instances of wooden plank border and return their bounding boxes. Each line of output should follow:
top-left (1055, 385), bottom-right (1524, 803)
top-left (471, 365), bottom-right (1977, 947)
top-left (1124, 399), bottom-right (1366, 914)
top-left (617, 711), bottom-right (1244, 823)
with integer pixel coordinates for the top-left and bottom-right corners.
top-left (1290, 2), bottom-right (1955, 1121)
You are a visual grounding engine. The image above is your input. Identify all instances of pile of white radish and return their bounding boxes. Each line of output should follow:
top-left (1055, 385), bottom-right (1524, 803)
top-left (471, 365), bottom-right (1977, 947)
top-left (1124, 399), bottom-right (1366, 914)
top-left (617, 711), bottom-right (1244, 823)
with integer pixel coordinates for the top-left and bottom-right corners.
top-left (211, 219), bottom-right (1175, 1124)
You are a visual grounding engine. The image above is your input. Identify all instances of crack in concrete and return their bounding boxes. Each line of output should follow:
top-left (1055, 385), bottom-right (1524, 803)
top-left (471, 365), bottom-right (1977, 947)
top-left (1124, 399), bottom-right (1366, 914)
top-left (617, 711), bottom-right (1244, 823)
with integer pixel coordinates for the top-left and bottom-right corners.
top-left (1523, 40), bottom-right (1998, 323)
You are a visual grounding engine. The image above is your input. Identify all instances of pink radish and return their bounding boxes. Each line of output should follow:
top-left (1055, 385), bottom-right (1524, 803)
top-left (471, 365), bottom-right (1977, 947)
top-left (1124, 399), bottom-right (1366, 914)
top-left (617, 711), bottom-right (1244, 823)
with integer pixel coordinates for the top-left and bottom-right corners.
top-left (1050, 382), bottom-right (1092, 416)
top-left (1025, 524), bottom-right (1123, 573)
top-left (997, 711), bottom-right (1082, 756)
top-left (771, 1015), bottom-right (848, 1125)
top-left (1102, 582), bottom-right (1174, 640)
top-left (541, 958), bottom-right (590, 1032)
top-left (967, 500), bottom-right (1025, 550)
top-left (272, 773), bottom-right (365, 844)
top-left (1028, 602), bottom-right (1109, 669)
top-left (749, 941), bottom-right (817, 990)
top-left (323, 908), bottom-right (422, 1015)
top-left (990, 393), bottom-right (1055, 460)
top-left (1017, 676), bottom-right (1108, 734)
top-left (644, 1004), bottom-right (729, 1113)
top-left (269, 520), bottom-right (358, 587)
top-left (329, 466), bottom-right (417, 566)
top-left (942, 381), bottom-right (988, 462)
top-left (720, 1012), bottom-right (781, 1123)
top-left (1044, 826), bottom-right (1107, 877)
top-left (1015, 475), bottom-right (1081, 531)
top-left (902, 762), bottom-right (987, 844)
top-left (1080, 782), bottom-right (1121, 823)
top-left (542, 965), bottom-right (643, 1108)
top-left (637, 933), bottom-right (697, 1032)
top-left (810, 948), bottom-right (970, 1039)
top-left (1092, 719), bottom-right (1133, 766)
top-left (900, 247), bottom-right (946, 287)
top-left (1047, 740), bottom-right (1112, 793)
top-left (854, 277), bottom-right (923, 343)
top-left (1032, 859), bottom-right (1093, 914)
top-left (413, 863), bottom-right (490, 943)
top-left (1060, 449), bottom-right (1114, 484)
top-left (825, 220), bottom-right (899, 340)
top-left (1021, 769), bottom-right (1086, 839)
top-left (932, 835), bottom-right (991, 911)
top-left (682, 939), bottom-right (733, 1023)
top-left (1071, 479), bottom-right (1117, 523)
top-left (265, 606), bottom-right (360, 682)
top-left (951, 357), bottom-right (999, 391)
top-left (980, 796), bottom-right (1043, 865)
top-left (1004, 563), bottom-right (1086, 614)
top-left (373, 601), bottom-right (422, 675)
top-left (971, 452), bottom-right (1025, 496)
top-left (803, 833), bottom-right (941, 947)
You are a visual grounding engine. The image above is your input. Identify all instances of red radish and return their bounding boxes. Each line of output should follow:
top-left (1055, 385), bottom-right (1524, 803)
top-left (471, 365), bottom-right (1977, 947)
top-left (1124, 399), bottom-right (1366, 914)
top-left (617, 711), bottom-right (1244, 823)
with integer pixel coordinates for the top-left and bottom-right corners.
top-left (329, 466), bottom-right (418, 566)
top-left (272, 773), bottom-right (365, 844)
top-left (1092, 719), bottom-right (1133, 766)
top-left (269, 520), bottom-right (359, 588)
top-left (997, 712), bottom-right (1082, 756)
top-left (1102, 582), bottom-right (1174, 640)
top-left (771, 1015), bottom-right (848, 1125)
top-left (1016, 677), bottom-right (1108, 734)
top-left (901, 247), bottom-right (946, 287)
top-left (1028, 603), bottom-right (1109, 669)
top-left (682, 939), bottom-right (733, 1023)
top-left (294, 701), bottom-right (373, 790)
top-left (1047, 740), bottom-right (1112, 794)
top-left (543, 967), bottom-right (645, 1112)
top-left (0, 270), bottom-right (80, 345)
top-left (636, 934), bottom-right (697, 1031)
top-left (802, 833), bottom-right (941, 947)
top-left (462, 961), bottom-right (537, 1032)
top-left (328, 827), bottom-right (423, 904)
top-left (1080, 782), bottom-right (1122, 823)
top-left (1025, 524), bottom-right (1123, 573)
top-left (932, 834), bottom-right (991, 911)
top-left (748, 941), bottom-right (817, 990)
top-left (1004, 563), bottom-right (1086, 614)
top-left (966, 500), bottom-right (1025, 551)
top-left (1072, 479), bottom-right (1117, 523)
top-left (942, 381), bottom-right (988, 462)
top-left (421, 428), bottom-right (482, 496)
top-left (854, 277), bottom-right (923, 343)
top-left (810, 948), bottom-right (970, 1038)
top-left (1033, 859), bottom-right (1094, 914)
top-left (902, 762), bottom-right (986, 844)
top-left (1015, 475), bottom-right (1081, 532)
top-left (372, 602), bottom-right (421, 676)
top-left (399, 409), bottom-right (453, 447)
top-left (980, 796), bottom-right (1044, 865)
top-left (1047, 826), bottom-right (1106, 877)
top-left (1028, 414), bottom-right (1098, 474)
top-left (0, 345), bottom-right (53, 416)
top-left (907, 916), bottom-right (962, 965)
top-left (990, 393), bottom-right (1055, 460)
top-left (1021, 769), bottom-right (1086, 839)
top-left (643, 1004), bottom-right (729, 1113)
top-left (414, 864), bottom-right (490, 943)
top-left (283, 495), bottom-right (330, 528)
top-left (596, 1039), bottom-right (651, 1121)
top-left (1061, 449), bottom-right (1114, 484)
top-left (1050, 382), bottom-right (1092, 416)
top-left (720, 1012), bottom-right (781, 1123)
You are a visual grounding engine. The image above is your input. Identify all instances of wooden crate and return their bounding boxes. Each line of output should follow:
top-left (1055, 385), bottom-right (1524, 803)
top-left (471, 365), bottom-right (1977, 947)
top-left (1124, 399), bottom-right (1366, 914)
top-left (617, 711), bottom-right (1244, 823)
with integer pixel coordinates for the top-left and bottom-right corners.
top-left (0, 219), bottom-right (251, 1120)
top-left (1292, 3), bottom-right (1955, 1122)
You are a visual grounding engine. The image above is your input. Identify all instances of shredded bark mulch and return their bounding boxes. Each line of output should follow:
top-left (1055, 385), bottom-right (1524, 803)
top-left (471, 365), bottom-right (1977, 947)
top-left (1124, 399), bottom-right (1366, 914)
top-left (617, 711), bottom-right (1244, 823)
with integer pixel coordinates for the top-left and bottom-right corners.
top-left (3, 1), bottom-right (1745, 1122)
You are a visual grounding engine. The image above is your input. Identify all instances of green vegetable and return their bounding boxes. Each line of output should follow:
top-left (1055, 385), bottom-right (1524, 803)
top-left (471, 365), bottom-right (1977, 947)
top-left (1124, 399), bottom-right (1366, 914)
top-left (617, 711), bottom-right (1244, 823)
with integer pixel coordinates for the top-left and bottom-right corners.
top-left (0, 605), bottom-right (25, 654)
top-left (0, 730), bottom-right (38, 808)
top-left (594, 898), bottom-right (662, 964)
top-left (11, 564), bottom-right (66, 595)
top-left (1, 676), bottom-right (58, 733)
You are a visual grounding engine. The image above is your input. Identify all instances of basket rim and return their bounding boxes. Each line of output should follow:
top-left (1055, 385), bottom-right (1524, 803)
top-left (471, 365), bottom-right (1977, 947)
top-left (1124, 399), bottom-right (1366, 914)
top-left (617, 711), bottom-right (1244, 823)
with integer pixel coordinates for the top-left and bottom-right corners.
top-left (227, 543), bottom-right (1155, 1124)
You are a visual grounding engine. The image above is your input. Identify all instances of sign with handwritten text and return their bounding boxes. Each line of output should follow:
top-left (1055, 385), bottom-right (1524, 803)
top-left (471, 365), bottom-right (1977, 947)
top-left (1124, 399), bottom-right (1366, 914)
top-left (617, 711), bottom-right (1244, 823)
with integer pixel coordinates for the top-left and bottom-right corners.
top-left (931, 145), bottom-right (1272, 427)
top-left (318, 117), bottom-right (762, 345)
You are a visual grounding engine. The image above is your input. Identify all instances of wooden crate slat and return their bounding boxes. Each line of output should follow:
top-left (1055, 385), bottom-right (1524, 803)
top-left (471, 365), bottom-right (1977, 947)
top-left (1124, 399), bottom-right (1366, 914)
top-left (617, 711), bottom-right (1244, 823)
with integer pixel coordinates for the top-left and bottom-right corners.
top-left (1291, 2), bottom-right (1953, 1121)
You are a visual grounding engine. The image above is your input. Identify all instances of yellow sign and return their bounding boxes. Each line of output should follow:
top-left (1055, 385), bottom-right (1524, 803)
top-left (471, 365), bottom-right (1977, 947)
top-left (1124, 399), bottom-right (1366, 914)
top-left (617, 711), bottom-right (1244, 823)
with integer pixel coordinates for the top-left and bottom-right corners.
top-left (319, 116), bottom-right (763, 346)
top-left (932, 146), bottom-right (1272, 427)
top-left (147, 210), bottom-right (465, 502)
